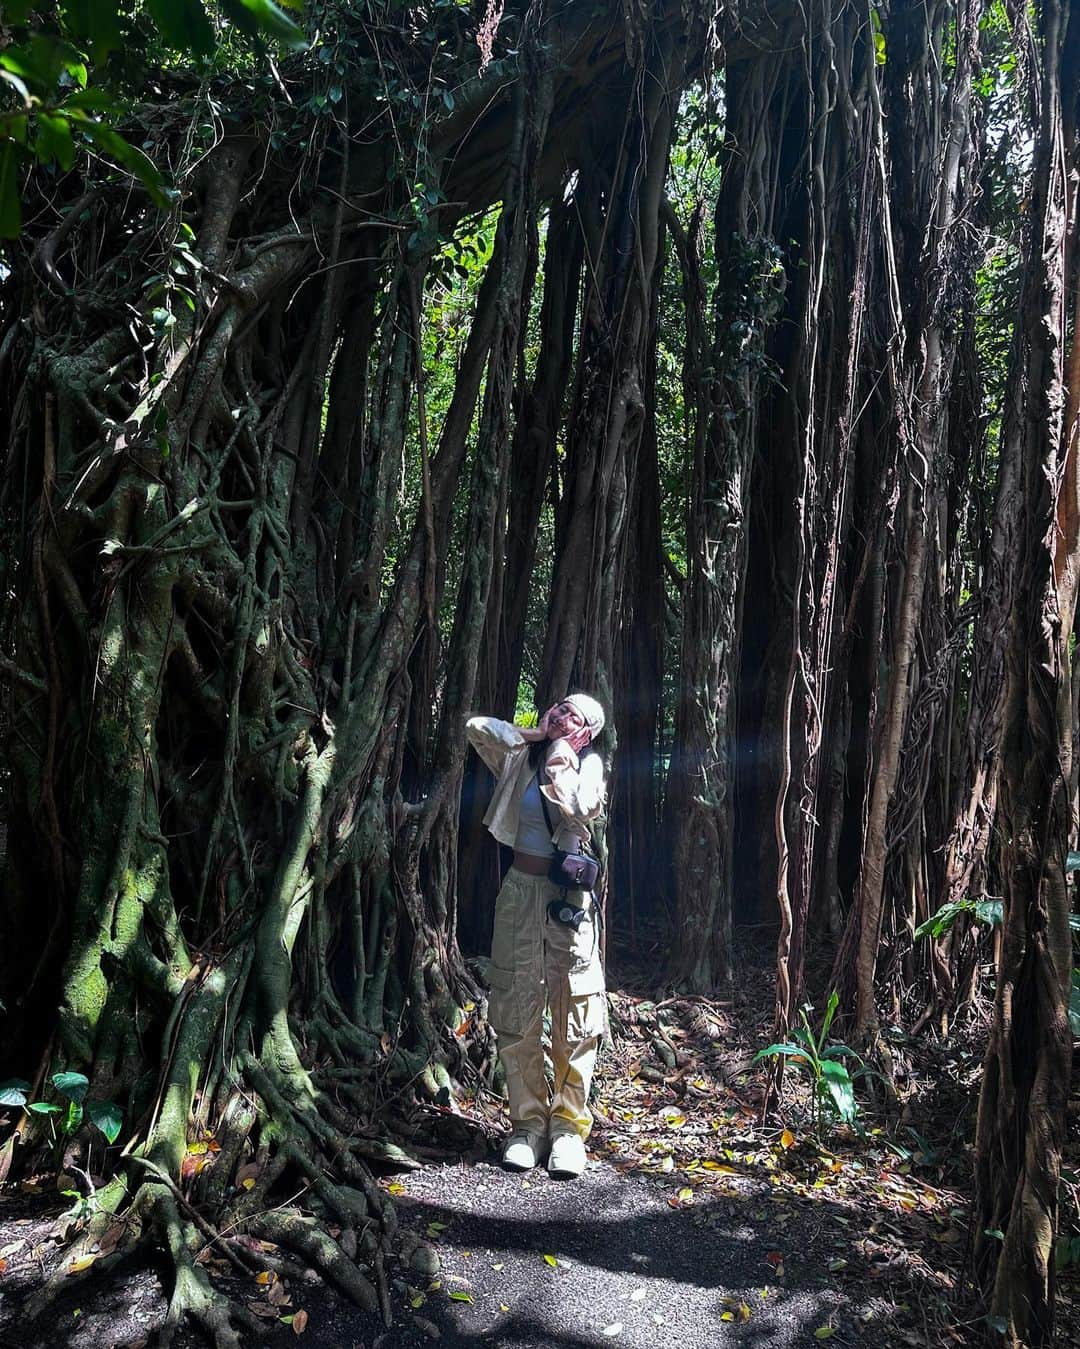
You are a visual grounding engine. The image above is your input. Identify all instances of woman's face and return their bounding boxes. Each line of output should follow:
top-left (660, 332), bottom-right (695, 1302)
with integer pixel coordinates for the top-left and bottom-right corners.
top-left (545, 700), bottom-right (587, 741)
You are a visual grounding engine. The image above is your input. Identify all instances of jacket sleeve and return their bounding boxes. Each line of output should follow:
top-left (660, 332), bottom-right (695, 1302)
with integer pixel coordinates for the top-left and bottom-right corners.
top-left (465, 715), bottom-right (525, 775)
top-left (540, 741), bottom-right (606, 826)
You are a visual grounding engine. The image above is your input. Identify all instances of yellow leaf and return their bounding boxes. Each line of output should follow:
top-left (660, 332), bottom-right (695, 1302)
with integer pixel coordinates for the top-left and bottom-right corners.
top-left (67, 1255), bottom-right (98, 1275)
top-left (665, 1114), bottom-right (687, 1128)
top-left (500, 1303), bottom-right (510, 1313)
top-left (255, 1271), bottom-right (274, 1286)
top-left (702, 1161), bottom-right (737, 1174)
top-left (492, 1262), bottom-right (504, 1271)
top-left (780, 1129), bottom-right (796, 1149)
top-left (187, 1141), bottom-right (208, 1156)
top-left (387, 1183), bottom-right (406, 1195)
top-left (543, 1254), bottom-right (558, 1267)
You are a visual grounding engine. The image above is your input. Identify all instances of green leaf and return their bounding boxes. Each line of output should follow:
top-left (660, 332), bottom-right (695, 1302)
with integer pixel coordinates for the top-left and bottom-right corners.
top-left (914, 899), bottom-right (965, 943)
top-left (820, 1059), bottom-right (856, 1123)
top-left (219, 0), bottom-right (308, 50)
top-left (0, 140), bottom-right (23, 236)
top-left (1, 0), bottom-right (34, 24)
top-left (751, 1043), bottom-right (801, 1062)
top-left (1069, 970), bottom-right (1080, 1039)
top-left (148, 0), bottom-right (216, 57)
top-left (37, 113), bottom-right (76, 172)
top-left (448, 1290), bottom-right (473, 1302)
top-left (972, 899), bottom-right (1003, 927)
top-left (820, 988), bottom-right (840, 1041)
top-left (1065, 851), bottom-right (1080, 873)
top-left (86, 1099), bottom-right (123, 1144)
top-left (52, 1071), bottom-right (89, 1103)
top-left (63, 1099), bottom-right (84, 1134)
top-left (61, 89), bottom-right (117, 112)
top-left (75, 120), bottom-right (171, 207)
top-left (27, 1101), bottom-right (61, 1114)
top-left (59, 1), bottom-right (123, 58)
top-left (0, 1078), bottom-right (31, 1107)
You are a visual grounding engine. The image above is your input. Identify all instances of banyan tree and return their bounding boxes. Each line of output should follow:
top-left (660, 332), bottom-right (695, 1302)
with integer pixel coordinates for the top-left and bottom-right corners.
top-left (0, 1), bottom-right (1076, 1344)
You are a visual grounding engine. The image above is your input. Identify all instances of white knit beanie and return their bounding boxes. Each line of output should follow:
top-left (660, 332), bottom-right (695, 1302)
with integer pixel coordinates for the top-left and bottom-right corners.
top-left (565, 693), bottom-right (605, 738)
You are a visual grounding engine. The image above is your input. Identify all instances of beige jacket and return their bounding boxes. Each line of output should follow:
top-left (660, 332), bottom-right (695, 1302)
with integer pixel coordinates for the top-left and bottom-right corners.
top-left (464, 716), bottom-right (605, 852)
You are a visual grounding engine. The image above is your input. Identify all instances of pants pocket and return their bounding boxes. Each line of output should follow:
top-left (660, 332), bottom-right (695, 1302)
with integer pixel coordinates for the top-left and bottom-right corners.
top-left (486, 963), bottom-right (522, 1035)
top-left (565, 963), bottom-right (607, 1040)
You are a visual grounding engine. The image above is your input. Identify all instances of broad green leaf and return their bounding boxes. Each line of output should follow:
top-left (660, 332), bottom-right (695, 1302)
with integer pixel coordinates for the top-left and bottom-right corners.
top-left (75, 120), bottom-right (171, 207)
top-left (0, 141), bottom-right (25, 239)
top-left (60, 1), bottom-right (123, 58)
top-left (751, 1043), bottom-right (800, 1062)
top-left (27, 1101), bottom-right (61, 1114)
top-left (0, 1079), bottom-right (31, 1107)
top-left (52, 1071), bottom-right (89, 1103)
top-left (914, 899), bottom-right (965, 943)
top-left (61, 89), bottom-right (117, 112)
top-left (972, 899), bottom-right (1003, 927)
top-left (37, 113), bottom-right (76, 172)
top-left (1065, 851), bottom-right (1080, 873)
top-left (63, 1099), bottom-right (84, 1134)
top-left (1, 0), bottom-right (34, 24)
top-left (220, 0), bottom-right (308, 50)
top-left (86, 1099), bottom-right (123, 1144)
top-left (820, 1059), bottom-right (856, 1123)
top-left (148, 0), bottom-right (216, 57)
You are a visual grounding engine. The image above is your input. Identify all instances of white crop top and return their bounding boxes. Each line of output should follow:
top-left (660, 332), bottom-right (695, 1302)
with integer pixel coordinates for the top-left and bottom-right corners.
top-left (514, 773), bottom-right (555, 857)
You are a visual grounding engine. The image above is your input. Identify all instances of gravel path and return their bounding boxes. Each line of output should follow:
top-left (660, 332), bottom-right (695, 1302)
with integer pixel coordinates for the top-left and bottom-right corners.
top-left (359, 1151), bottom-right (850, 1349)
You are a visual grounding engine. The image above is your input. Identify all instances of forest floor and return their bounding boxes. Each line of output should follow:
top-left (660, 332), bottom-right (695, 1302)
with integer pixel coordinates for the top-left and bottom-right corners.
top-left (1, 930), bottom-right (1078, 1349)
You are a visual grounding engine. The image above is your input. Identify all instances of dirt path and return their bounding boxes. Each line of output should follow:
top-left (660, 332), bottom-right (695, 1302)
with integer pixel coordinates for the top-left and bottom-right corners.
top-left (1, 953), bottom-right (1076, 1348)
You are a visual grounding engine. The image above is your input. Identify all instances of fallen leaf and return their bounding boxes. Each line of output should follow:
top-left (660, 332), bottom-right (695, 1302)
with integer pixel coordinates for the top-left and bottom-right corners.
top-left (387, 1183), bottom-right (406, 1195)
top-left (492, 1262), bottom-right (504, 1271)
top-left (291, 1308), bottom-right (309, 1334)
top-left (247, 1301), bottom-right (281, 1321)
top-left (780, 1129), bottom-right (796, 1149)
top-left (66, 1255), bottom-right (97, 1275)
top-left (235, 1162), bottom-right (260, 1190)
top-left (426, 1221), bottom-right (448, 1239)
top-left (543, 1254), bottom-right (558, 1267)
top-left (448, 1290), bottom-right (473, 1303)
top-left (0, 1241), bottom-right (25, 1257)
top-left (0, 1259), bottom-right (7, 1274)
top-left (499, 1303), bottom-right (510, 1312)
top-left (255, 1270), bottom-right (274, 1286)
top-left (602, 1324), bottom-right (623, 1337)
top-left (814, 1328), bottom-right (836, 1340)
top-left (267, 1279), bottom-right (290, 1306)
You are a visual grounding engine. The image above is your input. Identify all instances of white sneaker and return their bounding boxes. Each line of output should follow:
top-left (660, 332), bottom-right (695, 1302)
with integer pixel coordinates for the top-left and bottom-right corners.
top-left (547, 1133), bottom-right (587, 1178)
top-left (502, 1130), bottom-right (545, 1171)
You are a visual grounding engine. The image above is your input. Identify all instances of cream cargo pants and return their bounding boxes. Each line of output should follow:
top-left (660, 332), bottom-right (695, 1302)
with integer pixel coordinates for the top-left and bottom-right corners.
top-left (487, 868), bottom-right (606, 1140)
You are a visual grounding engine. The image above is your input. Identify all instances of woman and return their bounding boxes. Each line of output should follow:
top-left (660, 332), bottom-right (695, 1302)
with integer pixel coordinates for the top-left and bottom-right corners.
top-left (465, 694), bottom-right (607, 1178)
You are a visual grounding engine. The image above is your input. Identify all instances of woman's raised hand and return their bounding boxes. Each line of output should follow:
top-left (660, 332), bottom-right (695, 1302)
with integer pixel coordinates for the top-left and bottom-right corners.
top-left (520, 708), bottom-right (552, 742)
